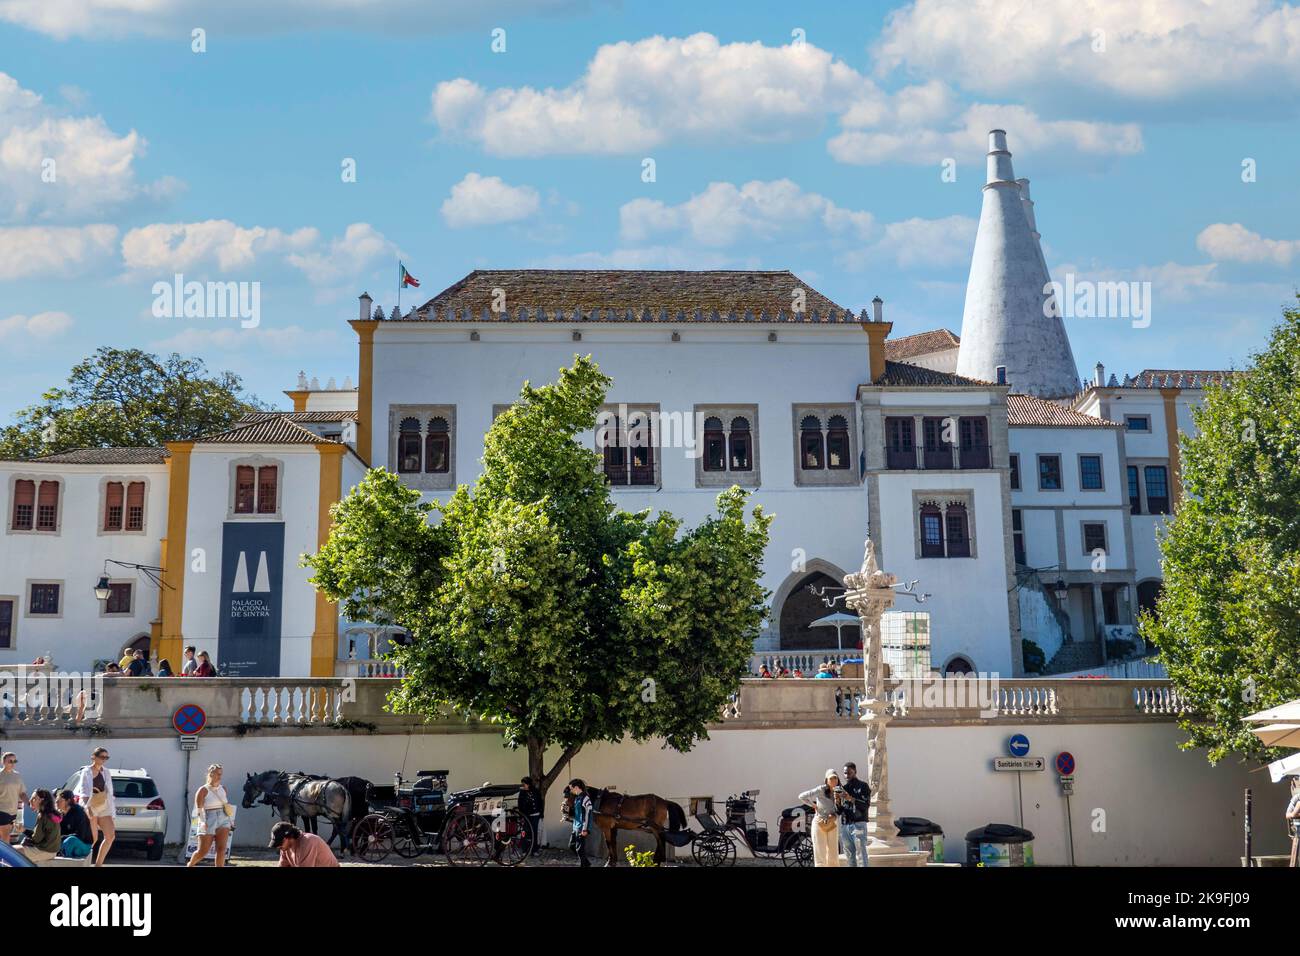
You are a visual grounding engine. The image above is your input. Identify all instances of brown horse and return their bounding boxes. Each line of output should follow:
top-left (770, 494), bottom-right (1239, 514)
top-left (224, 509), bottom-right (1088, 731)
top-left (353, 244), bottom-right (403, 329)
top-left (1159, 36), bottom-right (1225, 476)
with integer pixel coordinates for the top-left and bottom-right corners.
top-left (562, 784), bottom-right (688, 865)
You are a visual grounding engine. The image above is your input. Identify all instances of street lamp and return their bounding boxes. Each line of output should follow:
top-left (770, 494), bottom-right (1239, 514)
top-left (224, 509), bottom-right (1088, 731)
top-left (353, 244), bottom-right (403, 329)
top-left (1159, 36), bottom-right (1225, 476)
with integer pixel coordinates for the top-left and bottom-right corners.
top-left (93, 576), bottom-right (112, 601)
top-left (92, 559), bottom-right (168, 600)
top-left (1054, 578), bottom-right (1069, 605)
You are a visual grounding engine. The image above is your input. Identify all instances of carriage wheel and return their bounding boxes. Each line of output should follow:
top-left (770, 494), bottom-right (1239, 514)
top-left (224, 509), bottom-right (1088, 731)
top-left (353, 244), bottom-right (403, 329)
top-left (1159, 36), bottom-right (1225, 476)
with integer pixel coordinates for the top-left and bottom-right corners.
top-left (691, 831), bottom-right (734, 867)
top-left (392, 824), bottom-right (424, 859)
top-left (493, 808), bottom-right (534, 866)
top-left (351, 814), bottom-right (394, 863)
top-left (782, 833), bottom-right (813, 868)
top-left (443, 812), bottom-right (493, 866)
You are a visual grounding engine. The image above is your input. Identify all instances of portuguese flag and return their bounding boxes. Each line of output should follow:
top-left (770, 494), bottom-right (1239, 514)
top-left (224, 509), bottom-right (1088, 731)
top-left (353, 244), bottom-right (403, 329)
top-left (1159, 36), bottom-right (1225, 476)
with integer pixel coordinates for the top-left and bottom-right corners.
top-left (399, 262), bottom-right (420, 288)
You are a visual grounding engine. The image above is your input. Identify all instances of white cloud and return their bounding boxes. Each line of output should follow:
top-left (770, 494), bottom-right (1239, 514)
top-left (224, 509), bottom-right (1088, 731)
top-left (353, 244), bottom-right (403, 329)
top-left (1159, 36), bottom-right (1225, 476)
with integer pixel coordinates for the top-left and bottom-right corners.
top-left (121, 220), bottom-right (319, 274)
top-left (0, 71), bottom-right (178, 222)
top-left (285, 223), bottom-right (396, 284)
top-left (0, 310), bottom-right (73, 339)
top-left (876, 0), bottom-right (1300, 105)
top-left (1052, 260), bottom-right (1223, 303)
top-left (0, 0), bottom-right (587, 39)
top-left (619, 179), bottom-right (874, 247)
top-left (440, 173), bottom-right (541, 228)
top-left (847, 215), bottom-right (978, 270)
top-left (532, 246), bottom-right (746, 270)
top-left (0, 224), bottom-right (117, 280)
top-left (433, 33), bottom-right (874, 156)
top-left (149, 324), bottom-right (337, 354)
top-left (1196, 223), bottom-right (1300, 267)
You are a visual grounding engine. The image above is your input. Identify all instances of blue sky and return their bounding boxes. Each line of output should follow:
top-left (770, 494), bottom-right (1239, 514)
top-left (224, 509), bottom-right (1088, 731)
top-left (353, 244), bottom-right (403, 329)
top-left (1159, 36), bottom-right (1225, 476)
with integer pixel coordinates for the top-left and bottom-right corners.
top-left (1, 0), bottom-right (1297, 417)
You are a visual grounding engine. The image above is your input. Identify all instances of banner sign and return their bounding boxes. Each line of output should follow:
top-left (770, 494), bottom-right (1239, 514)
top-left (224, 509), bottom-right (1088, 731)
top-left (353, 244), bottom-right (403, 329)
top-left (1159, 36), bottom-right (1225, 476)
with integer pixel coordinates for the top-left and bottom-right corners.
top-left (218, 521), bottom-right (285, 677)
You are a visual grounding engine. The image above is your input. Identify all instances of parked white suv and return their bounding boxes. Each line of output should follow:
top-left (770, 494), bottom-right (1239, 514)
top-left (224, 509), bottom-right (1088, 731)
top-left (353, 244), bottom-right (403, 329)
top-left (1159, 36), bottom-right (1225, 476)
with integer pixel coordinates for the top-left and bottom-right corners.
top-left (61, 768), bottom-right (167, 861)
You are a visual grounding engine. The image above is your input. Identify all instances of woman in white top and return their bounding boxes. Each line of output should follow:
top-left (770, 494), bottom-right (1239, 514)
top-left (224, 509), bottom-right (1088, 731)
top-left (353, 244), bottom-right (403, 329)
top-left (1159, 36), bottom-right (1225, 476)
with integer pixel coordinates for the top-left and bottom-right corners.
top-left (187, 764), bottom-right (233, 867)
top-left (71, 747), bottom-right (116, 866)
top-left (799, 769), bottom-right (848, 868)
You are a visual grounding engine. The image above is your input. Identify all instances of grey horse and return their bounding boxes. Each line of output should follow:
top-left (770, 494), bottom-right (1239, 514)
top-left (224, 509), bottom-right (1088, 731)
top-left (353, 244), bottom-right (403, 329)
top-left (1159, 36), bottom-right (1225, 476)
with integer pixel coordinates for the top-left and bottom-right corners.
top-left (242, 770), bottom-right (353, 851)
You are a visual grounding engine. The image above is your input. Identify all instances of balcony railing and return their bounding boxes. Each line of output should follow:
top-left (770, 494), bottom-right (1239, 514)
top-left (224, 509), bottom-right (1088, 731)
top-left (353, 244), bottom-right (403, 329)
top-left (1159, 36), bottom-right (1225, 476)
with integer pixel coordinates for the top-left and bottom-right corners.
top-left (922, 447), bottom-right (954, 469)
top-left (885, 446), bottom-right (917, 469)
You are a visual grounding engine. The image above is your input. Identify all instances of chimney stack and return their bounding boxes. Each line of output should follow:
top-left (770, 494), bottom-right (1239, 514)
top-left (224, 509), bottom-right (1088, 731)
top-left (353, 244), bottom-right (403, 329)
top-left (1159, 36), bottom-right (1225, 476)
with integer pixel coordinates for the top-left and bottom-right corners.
top-left (872, 295), bottom-right (884, 323)
top-left (1094, 362), bottom-right (1105, 387)
top-left (358, 292), bottom-right (373, 323)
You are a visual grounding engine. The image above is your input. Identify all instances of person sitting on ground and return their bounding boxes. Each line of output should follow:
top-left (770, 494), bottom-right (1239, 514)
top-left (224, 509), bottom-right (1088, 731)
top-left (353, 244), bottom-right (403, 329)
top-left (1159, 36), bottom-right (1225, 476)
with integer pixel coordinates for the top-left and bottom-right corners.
top-left (270, 821), bottom-right (339, 867)
top-left (56, 790), bottom-right (93, 859)
top-left (19, 789), bottom-right (61, 864)
top-left (126, 649), bottom-right (152, 677)
top-left (193, 651), bottom-right (217, 677)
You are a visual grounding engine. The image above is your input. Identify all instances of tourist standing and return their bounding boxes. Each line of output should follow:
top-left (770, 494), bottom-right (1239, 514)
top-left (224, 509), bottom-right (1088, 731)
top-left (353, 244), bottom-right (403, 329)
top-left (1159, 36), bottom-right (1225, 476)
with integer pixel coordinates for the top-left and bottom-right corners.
top-left (187, 764), bottom-right (233, 867)
top-left (18, 789), bottom-right (61, 864)
top-left (72, 747), bottom-right (116, 865)
top-left (56, 790), bottom-right (94, 859)
top-left (799, 770), bottom-right (847, 867)
top-left (193, 651), bottom-right (217, 677)
top-left (126, 649), bottom-right (152, 677)
top-left (839, 761), bottom-right (871, 867)
top-left (0, 751), bottom-right (26, 846)
top-left (518, 776), bottom-right (543, 856)
top-left (181, 646), bottom-right (198, 676)
top-left (567, 779), bottom-right (593, 867)
top-left (270, 822), bottom-right (339, 867)
top-left (1287, 777), bottom-right (1300, 867)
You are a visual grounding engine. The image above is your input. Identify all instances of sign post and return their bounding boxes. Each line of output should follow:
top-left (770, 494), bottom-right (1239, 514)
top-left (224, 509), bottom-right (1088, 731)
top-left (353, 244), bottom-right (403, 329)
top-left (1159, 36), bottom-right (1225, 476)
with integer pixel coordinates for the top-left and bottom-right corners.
top-left (173, 704), bottom-right (206, 863)
top-left (1056, 751), bottom-right (1077, 866)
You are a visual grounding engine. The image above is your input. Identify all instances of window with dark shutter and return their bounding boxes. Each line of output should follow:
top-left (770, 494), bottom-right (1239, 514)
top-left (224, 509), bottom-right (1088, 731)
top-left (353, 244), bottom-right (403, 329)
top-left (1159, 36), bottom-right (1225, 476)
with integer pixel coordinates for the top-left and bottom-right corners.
top-left (36, 481), bottom-right (58, 530)
top-left (234, 466), bottom-right (256, 513)
top-left (728, 417), bottom-right (753, 471)
top-left (256, 465), bottom-right (278, 514)
top-left (126, 482), bottom-right (145, 530)
top-left (12, 479), bottom-right (34, 530)
top-left (104, 481), bottom-right (124, 531)
top-left (628, 413), bottom-right (655, 485)
top-left (945, 504), bottom-right (971, 557)
top-left (826, 415), bottom-right (850, 470)
top-left (958, 417), bottom-right (989, 469)
top-left (106, 582), bottom-right (132, 614)
top-left (922, 417), bottom-right (953, 469)
top-left (800, 415), bottom-right (824, 470)
top-left (702, 417), bottom-right (725, 471)
top-left (0, 598), bottom-right (12, 647)
top-left (1012, 509), bottom-right (1026, 566)
top-left (919, 505), bottom-right (945, 557)
top-left (397, 417), bottom-right (421, 473)
top-left (886, 417), bottom-right (915, 469)
top-left (29, 582), bottom-right (60, 615)
top-left (1010, 454), bottom-right (1021, 490)
top-left (600, 415), bottom-right (626, 484)
top-left (425, 417), bottom-right (450, 473)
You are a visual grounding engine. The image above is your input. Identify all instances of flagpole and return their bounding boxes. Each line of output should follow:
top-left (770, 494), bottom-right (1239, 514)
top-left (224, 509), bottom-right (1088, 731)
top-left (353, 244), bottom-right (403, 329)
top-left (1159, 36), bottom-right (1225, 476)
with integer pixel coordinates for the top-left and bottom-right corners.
top-left (397, 261), bottom-right (401, 315)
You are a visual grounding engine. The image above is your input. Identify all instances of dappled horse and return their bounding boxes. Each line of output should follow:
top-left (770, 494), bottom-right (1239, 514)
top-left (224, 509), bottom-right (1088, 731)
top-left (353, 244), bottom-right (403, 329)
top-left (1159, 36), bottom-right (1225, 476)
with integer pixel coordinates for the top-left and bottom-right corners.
top-left (242, 770), bottom-right (354, 852)
top-left (562, 785), bottom-right (688, 865)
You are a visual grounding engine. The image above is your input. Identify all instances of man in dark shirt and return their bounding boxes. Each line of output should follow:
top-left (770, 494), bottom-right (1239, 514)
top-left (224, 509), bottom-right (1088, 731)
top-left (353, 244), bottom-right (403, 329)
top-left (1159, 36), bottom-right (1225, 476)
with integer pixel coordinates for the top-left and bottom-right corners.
top-left (518, 777), bottom-right (544, 856)
top-left (840, 761), bottom-right (871, 867)
top-left (56, 790), bottom-right (94, 858)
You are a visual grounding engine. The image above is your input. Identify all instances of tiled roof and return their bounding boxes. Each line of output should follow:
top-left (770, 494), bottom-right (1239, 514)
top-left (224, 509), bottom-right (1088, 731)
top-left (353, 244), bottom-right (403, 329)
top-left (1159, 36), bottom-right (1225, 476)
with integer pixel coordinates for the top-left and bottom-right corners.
top-left (200, 418), bottom-right (340, 445)
top-left (1123, 369), bottom-right (1234, 389)
top-left (1008, 393), bottom-right (1118, 428)
top-left (402, 270), bottom-right (857, 322)
top-left (872, 361), bottom-right (993, 387)
top-left (883, 328), bottom-right (960, 361)
top-left (21, 447), bottom-right (168, 465)
top-left (237, 410), bottom-right (358, 424)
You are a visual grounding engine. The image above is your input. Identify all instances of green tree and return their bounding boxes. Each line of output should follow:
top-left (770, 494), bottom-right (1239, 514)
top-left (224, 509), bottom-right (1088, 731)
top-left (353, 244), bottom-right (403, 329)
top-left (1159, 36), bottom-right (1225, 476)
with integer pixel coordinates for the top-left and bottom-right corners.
top-left (1142, 300), bottom-right (1300, 764)
top-left (306, 356), bottom-right (771, 802)
top-left (0, 348), bottom-right (266, 458)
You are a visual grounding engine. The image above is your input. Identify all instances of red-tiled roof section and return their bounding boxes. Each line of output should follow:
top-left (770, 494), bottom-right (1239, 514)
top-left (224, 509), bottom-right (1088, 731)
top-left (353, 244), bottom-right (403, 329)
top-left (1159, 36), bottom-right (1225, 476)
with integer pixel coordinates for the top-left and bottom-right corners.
top-left (872, 361), bottom-right (992, 387)
top-left (200, 418), bottom-right (339, 445)
top-left (883, 328), bottom-right (960, 361)
top-left (408, 270), bottom-right (856, 322)
top-left (237, 410), bottom-right (358, 424)
top-left (1125, 369), bottom-right (1234, 388)
top-left (22, 447), bottom-right (169, 465)
top-left (1008, 394), bottom-right (1118, 427)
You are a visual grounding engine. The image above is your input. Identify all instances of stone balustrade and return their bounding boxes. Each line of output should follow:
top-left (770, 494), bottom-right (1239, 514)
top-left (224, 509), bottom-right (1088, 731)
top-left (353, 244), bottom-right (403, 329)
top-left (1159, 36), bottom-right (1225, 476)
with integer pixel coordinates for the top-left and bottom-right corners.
top-left (0, 673), bottom-right (1187, 738)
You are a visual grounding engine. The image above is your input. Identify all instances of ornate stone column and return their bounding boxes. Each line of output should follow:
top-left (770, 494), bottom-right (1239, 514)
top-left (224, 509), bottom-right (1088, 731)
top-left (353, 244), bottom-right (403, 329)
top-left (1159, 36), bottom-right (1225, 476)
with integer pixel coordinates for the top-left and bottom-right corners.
top-left (843, 538), bottom-right (929, 866)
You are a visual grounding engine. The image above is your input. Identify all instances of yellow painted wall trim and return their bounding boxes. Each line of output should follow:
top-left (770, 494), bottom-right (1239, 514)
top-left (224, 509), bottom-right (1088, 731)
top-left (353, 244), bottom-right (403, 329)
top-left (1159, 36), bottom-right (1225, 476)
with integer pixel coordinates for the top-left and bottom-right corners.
top-left (1159, 387), bottom-right (1182, 508)
top-left (157, 441), bottom-right (193, 666)
top-left (350, 319), bottom-right (379, 465)
top-left (283, 390), bottom-right (309, 412)
top-left (861, 321), bottom-right (894, 384)
top-left (310, 443), bottom-right (347, 677)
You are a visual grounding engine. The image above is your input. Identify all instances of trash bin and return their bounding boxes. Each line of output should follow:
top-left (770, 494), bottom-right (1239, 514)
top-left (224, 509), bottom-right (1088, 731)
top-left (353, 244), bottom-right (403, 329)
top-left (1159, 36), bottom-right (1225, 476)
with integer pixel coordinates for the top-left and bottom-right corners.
top-left (964, 823), bottom-right (1034, 866)
top-left (896, 816), bottom-right (944, 862)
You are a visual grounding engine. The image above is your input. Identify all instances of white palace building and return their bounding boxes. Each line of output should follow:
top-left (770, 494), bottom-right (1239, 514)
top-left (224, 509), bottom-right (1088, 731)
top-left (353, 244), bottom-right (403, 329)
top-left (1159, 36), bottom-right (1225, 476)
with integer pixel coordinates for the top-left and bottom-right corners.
top-left (0, 132), bottom-right (1229, 680)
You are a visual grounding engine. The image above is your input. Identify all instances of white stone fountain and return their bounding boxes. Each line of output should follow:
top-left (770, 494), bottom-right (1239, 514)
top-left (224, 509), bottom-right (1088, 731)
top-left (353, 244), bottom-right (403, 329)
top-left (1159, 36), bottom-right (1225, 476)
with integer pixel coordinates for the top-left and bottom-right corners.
top-left (843, 538), bottom-right (930, 866)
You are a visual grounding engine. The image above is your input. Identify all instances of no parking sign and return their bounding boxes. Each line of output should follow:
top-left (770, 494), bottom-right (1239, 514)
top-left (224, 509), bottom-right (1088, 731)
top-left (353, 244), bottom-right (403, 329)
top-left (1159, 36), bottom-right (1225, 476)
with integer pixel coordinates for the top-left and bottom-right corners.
top-left (173, 704), bottom-right (207, 736)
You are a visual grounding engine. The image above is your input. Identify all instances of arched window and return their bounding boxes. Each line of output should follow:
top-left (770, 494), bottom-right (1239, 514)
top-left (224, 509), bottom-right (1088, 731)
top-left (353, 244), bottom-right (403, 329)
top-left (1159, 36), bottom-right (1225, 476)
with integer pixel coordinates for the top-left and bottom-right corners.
top-left (728, 417), bottom-right (752, 471)
top-left (600, 414), bottom-right (626, 484)
top-left (234, 466), bottom-right (256, 513)
top-left (944, 656), bottom-right (974, 676)
top-left (919, 503), bottom-right (944, 557)
top-left (702, 416), bottom-right (725, 471)
top-left (11, 479), bottom-right (34, 530)
top-left (104, 481), bottom-right (124, 531)
top-left (126, 482), bottom-right (145, 531)
top-left (425, 417), bottom-right (450, 473)
top-left (397, 417), bottom-right (422, 473)
top-left (256, 465), bottom-right (278, 514)
top-left (628, 412), bottom-right (654, 485)
top-left (826, 414), bottom-right (850, 470)
top-left (945, 503), bottom-right (970, 557)
top-left (800, 415), bottom-right (824, 470)
top-left (36, 481), bottom-right (59, 530)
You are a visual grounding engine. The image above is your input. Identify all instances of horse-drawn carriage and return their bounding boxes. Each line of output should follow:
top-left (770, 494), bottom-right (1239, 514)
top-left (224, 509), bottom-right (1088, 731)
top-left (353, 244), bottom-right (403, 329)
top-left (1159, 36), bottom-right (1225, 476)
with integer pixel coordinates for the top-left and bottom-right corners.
top-left (687, 790), bottom-right (813, 867)
top-left (350, 770), bottom-right (534, 866)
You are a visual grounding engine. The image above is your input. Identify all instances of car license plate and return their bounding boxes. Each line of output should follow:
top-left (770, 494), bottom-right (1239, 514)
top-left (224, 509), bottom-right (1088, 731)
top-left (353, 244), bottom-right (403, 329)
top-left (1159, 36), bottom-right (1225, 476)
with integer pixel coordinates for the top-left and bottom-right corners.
top-left (117, 807), bottom-right (136, 816)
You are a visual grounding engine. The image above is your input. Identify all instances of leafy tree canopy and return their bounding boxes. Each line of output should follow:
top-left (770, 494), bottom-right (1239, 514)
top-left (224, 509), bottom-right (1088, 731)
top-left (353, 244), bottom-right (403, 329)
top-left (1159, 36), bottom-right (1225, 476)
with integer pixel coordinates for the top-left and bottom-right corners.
top-left (1142, 299), bottom-right (1300, 764)
top-left (307, 355), bottom-right (771, 796)
top-left (0, 347), bottom-right (266, 458)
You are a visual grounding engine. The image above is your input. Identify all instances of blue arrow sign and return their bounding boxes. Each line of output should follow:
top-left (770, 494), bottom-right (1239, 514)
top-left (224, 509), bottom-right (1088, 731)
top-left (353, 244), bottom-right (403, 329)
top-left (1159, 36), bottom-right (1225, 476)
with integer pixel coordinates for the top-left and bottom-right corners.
top-left (1007, 733), bottom-right (1030, 758)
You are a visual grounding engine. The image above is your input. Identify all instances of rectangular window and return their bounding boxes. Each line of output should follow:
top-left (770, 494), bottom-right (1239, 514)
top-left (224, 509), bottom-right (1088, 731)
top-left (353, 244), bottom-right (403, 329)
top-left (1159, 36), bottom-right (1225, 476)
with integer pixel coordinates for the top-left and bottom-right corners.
top-left (0, 599), bottom-right (12, 648)
top-left (703, 428), bottom-right (725, 471)
top-left (105, 582), bottom-right (132, 615)
top-left (1144, 465), bottom-right (1170, 514)
top-left (945, 511), bottom-right (971, 557)
top-left (36, 481), bottom-right (58, 530)
top-left (1083, 522), bottom-right (1108, 554)
top-left (235, 466), bottom-right (256, 513)
top-left (256, 465), bottom-right (278, 514)
top-left (1125, 415), bottom-right (1151, 432)
top-left (958, 416), bottom-right (990, 469)
top-left (104, 481), bottom-right (124, 531)
top-left (1079, 454), bottom-right (1103, 490)
top-left (1127, 465), bottom-right (1141, 514)
top-left (12, 479), bottom-right (34, 530)
top-left (1038, 454), bottom-right (1062, 491)
top-left (126, 482), bottom-right (145, 531)
top-left (29, 582), bottom-right (60, 615)
top-left (922, 417), bottom-right (953, 469)
top-left (1012, 510), bottom-right (1026, 566)
top-left (1009, 454), bottom-right (1020, 490)
top-left (919, 511), bottom-right (945, 557)
top-left (885, 417), bottom-right (915, 469)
